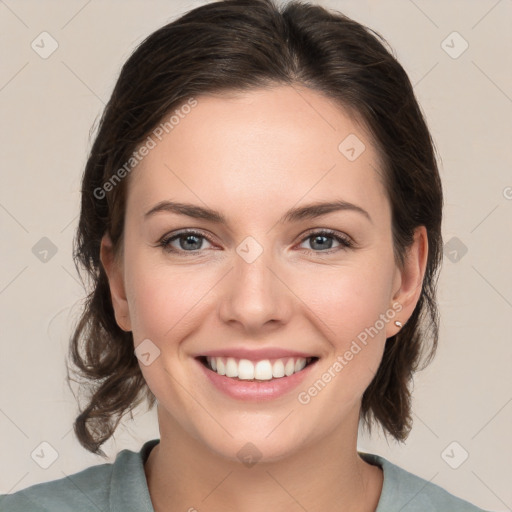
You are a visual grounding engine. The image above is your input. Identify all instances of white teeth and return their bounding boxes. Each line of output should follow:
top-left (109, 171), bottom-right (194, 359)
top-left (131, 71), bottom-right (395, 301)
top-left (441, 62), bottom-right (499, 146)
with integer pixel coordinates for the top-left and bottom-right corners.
top-left (272, 359), bottom-right (285, 378)
top-left (254, 360), bottom-right (273, 380)
top-left (216, 358), bottom-right (226, 376)
top-left (225, 357), bottom-right (238, 378)
top-left (285, 358), bottom-right (295, 376)
top-left (204, 356), bottom-right (312, 380)
top-left (295, 358), bottom-right (307, 372)
top-left (238, 359), bottom-right (255, 380)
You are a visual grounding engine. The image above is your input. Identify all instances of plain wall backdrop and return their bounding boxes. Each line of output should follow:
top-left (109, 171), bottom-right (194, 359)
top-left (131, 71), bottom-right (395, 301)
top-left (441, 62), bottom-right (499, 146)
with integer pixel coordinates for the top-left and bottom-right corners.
top-left (0, 1), bottom-right (511, 510)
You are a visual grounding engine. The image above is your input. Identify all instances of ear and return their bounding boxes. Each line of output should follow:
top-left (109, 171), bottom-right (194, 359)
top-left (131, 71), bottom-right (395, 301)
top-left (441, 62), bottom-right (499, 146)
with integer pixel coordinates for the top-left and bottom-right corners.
top-left (386, 225), bottom-right (429, 338)
top-left (100, 233), bottom-right (132, 332)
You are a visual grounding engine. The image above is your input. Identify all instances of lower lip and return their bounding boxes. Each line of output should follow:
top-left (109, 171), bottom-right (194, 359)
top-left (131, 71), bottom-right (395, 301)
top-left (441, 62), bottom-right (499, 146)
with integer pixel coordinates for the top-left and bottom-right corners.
top-left (195, 357), bottom-right (318, 401)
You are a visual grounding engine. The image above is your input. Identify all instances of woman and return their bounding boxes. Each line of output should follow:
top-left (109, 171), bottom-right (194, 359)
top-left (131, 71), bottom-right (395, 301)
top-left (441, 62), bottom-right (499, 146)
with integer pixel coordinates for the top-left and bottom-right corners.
top-left (0, 0), bottom-right (490, 510)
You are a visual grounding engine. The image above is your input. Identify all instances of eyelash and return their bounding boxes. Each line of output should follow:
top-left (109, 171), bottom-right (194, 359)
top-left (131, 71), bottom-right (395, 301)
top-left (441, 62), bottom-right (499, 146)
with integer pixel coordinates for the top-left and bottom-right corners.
top-left (157, 229), bottom-right (354, 257)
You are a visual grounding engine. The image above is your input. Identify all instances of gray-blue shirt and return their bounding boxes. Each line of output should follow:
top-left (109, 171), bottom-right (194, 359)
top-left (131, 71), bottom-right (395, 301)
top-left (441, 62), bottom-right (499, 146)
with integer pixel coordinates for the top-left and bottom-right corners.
top-left (0, 438), bottom-right (490, 511)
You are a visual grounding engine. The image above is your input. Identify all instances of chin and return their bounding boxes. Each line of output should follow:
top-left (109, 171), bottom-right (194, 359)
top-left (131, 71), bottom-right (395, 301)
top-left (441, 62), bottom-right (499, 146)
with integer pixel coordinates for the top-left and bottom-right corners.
top-left (189, 415), bottom-right (314, 466)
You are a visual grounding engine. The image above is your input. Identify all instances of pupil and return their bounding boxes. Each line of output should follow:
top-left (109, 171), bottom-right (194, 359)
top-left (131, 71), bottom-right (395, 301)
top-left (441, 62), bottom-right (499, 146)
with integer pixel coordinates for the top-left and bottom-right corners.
top-left (311, 235), bottom-right (331, 250)
top-left (182, 234), bottom-right (201, 250)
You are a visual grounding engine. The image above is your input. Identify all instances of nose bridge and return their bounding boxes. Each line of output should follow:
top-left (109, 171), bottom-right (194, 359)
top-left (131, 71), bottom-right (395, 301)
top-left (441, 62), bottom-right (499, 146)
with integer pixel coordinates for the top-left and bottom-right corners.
top-left (219, 234), bottom-right (292, 330)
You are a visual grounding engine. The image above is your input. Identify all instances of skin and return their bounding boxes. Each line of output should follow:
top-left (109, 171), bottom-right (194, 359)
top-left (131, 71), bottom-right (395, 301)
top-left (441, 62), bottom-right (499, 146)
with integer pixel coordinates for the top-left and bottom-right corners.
top-left (100, 85), bottom-right (428, 512)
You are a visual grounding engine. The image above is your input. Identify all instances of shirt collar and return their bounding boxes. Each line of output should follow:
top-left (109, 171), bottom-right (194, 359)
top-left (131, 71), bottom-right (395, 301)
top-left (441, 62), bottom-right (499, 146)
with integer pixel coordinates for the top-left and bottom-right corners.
top-left (358, 451), bottom-right (393, 512)
top-left (109, 438), bottom-right (160, 512)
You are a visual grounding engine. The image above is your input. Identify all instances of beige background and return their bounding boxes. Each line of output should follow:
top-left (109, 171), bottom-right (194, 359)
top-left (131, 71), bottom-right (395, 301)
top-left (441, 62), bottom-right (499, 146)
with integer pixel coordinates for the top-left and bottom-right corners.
top-left (0, 0), bottom-right (511, 510)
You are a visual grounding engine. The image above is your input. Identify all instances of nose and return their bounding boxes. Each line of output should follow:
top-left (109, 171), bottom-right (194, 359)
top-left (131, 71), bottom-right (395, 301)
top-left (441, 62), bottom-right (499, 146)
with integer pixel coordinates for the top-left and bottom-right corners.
top-left (218, 244), bottom-right (294, 334)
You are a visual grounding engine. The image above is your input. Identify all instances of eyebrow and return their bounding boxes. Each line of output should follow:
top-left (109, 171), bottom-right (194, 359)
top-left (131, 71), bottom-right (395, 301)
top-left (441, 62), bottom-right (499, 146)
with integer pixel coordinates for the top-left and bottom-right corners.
top-left (144, 199), bottom-right (372, 225)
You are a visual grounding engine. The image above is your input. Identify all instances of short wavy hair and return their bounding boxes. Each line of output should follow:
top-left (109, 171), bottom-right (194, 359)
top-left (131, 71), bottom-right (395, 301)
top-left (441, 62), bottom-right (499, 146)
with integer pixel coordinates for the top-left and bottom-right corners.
top-left (68, 0), bottom-right (443, 456)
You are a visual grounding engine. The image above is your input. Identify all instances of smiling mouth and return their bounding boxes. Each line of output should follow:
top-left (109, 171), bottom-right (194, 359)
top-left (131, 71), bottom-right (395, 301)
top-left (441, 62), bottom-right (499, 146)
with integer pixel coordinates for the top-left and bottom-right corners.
top-left (197, 355), bottom-right (319, 381)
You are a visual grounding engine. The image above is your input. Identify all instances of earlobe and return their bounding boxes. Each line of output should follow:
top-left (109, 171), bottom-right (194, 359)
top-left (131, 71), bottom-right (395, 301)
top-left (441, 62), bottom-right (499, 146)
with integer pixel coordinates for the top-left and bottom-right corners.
top-left (99, 233), bottom-right (132, 332)
top-left (388, 226), bottom-right (429, 337)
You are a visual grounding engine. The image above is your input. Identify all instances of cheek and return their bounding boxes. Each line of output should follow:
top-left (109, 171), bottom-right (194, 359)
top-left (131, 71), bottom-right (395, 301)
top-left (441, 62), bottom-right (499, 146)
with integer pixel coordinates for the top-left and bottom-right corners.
top-left (124, 251), bottom-right (209, 339)
top-left (297, 261), bottom-right (393, 339)
top-left (292, 260), bottom-right (393, 393)
top-left (124, 259), bottom-right (214, 414)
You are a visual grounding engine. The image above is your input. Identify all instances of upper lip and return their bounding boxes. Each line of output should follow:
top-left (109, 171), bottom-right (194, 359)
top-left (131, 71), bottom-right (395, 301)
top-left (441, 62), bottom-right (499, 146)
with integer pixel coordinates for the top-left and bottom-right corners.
top-left (195, 348), bottom-right (319, 361)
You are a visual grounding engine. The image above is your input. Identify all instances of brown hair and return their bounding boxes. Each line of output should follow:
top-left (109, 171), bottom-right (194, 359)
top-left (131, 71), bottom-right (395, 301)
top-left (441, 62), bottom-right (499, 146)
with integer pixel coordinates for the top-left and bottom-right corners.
top-left (68, 0), bottom-right (443, 456)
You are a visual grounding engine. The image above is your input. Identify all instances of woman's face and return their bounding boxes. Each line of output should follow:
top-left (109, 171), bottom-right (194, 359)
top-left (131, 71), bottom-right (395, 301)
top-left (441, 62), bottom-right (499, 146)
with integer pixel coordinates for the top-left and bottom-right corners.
top-left (101, 85), bottom-right (426, 462)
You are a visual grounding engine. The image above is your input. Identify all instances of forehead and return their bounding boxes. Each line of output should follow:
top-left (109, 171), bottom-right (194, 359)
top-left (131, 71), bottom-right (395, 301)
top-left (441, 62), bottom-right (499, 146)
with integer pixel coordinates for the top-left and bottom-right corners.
top-left (126, 85), bottom-right (388, 221)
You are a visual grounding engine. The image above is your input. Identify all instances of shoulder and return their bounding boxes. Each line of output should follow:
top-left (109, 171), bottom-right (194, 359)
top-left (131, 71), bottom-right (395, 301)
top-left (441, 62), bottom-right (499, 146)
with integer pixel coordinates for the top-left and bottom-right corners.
top-left (0, 460), bottom-right (113, 511)
top-left (359, 452), bottom-right (491, 512)
top-left (0, 439), bottom-right (159, 512)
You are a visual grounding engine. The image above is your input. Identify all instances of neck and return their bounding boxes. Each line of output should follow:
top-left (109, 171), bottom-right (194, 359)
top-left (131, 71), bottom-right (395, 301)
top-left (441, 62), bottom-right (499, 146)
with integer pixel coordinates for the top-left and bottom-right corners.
top-left (144, 406), bottom-right (383, 512)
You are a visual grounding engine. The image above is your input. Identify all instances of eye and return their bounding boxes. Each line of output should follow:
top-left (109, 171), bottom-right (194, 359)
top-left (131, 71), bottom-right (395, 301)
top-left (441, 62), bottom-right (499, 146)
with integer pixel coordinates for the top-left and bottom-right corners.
top-left (158, 228), bottom-right (354, 257)
top-left (158, 230), bottom-right (215, 255)
top-left (298, 229), bottom-right (354, 254)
